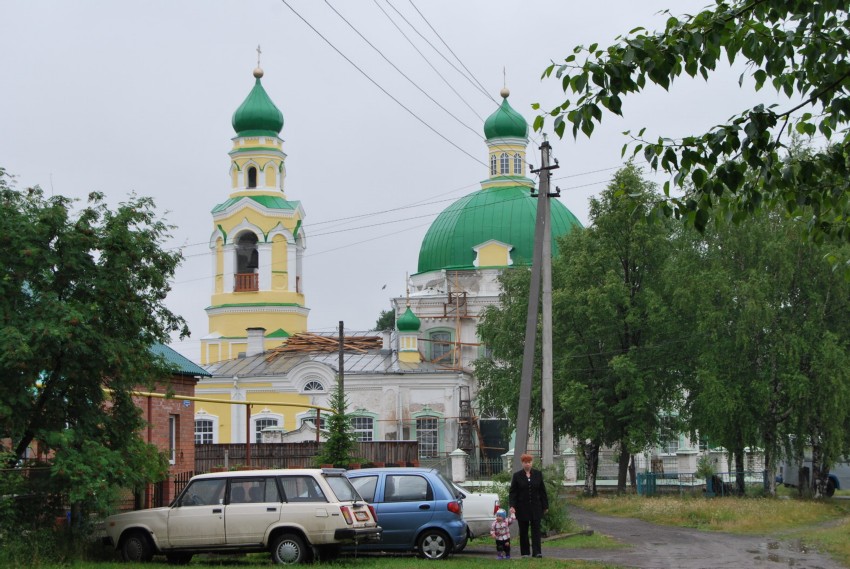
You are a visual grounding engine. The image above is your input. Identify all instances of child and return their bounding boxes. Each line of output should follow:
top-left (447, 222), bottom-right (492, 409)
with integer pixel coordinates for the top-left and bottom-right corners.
top-left (490, 508), bottom-right (514, 559)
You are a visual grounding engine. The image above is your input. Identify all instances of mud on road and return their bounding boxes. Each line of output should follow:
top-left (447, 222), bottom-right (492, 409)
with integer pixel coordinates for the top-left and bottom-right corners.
top-left (462, 505), bottom-right (845, 569)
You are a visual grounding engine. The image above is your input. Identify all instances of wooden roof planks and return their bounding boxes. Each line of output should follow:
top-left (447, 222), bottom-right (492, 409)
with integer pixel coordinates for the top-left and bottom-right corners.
top-left (265, 333), bottom-right (382, 362)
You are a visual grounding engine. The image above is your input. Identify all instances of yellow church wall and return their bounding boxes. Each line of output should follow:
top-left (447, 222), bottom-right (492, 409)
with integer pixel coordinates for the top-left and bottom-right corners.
top-left (271, 235), bottom-right (288, 290)
top-left (265, 167), bottom-right (276, 187)
top-left (209, 290), bottom-right (304, 307)
top-left (477, 242), bottom-right (510, 267)
top-left (207, 310), bottom-right (307, 339)
top-left (214, 238), bottom-right (224, 294)
top-left (231, 169), bottom-right (238, 188)
top-left (194, 390), bottom-right (318, 443)
top-left (216, 210), bottom-right (301, 241)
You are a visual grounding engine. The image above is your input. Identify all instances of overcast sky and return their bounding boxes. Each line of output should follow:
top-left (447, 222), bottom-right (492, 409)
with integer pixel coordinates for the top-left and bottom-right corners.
top-left (2, 0), bottom-right (781, 362)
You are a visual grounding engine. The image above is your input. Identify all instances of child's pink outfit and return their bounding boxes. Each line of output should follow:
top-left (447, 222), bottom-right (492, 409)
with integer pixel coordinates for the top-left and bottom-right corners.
top-left (490, 512), bottom-right (515, 559)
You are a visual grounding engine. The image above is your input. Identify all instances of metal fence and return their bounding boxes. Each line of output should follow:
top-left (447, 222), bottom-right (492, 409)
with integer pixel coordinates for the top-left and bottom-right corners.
top-left (635, 470), bottom-right (768, 496)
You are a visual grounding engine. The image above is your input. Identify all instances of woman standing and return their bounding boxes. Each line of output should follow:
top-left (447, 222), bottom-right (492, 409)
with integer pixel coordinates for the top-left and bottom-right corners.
top-left (508, 453), bottom-right (549, 558)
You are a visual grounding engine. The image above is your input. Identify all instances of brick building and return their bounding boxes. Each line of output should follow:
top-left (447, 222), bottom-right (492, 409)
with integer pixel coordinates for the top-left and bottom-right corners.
top-left (134, 343), bottom-right (210, 507)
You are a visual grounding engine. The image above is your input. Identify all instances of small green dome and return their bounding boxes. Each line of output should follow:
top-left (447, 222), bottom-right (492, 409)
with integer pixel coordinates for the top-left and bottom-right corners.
top-left (396, 307), bottom-right (421, 332)
top-left (232, 75), bottom-right (284, 137)
top-left (417, 186), bottom-right (582, 274)
top-left (483, 93), bottom-right (528, 139)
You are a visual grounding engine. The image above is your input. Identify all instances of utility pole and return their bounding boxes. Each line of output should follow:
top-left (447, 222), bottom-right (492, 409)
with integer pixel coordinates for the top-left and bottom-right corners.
top-left (513, 137), bottom-right (558, 472)
top-left (338, 320), bottom-right (345, 396)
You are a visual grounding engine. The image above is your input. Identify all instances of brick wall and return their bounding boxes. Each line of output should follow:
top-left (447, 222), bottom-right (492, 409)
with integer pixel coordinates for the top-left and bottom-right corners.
top-left (133, 374), bottom-right (198, 506)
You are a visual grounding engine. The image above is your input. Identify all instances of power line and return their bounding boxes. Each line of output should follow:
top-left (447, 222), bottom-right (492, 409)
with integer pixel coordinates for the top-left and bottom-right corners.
top-left (324, 0), bottom-right (482, 139)
top-left (279, 0), bottom-right (486, 167)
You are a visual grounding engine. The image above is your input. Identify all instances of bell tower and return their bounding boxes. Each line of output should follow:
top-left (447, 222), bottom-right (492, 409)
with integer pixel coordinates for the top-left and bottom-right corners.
top-left (200, 63), bottom-right (309, 365)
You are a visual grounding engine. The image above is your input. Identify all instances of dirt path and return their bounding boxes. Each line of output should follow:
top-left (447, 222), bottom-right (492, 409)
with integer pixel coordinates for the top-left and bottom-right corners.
top-left (462, 505), bottom-right (846, 569)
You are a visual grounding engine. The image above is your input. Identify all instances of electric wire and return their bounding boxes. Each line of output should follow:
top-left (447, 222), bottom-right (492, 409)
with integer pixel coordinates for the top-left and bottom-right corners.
top-left (279, 0), bottom-right (486, 168)
top-left (324, 0), bottom-right (482, 140)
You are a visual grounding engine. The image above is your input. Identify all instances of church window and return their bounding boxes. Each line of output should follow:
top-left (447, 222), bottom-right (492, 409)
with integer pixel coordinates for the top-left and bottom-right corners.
top-left (247, 166), bottom-right (258, 188)
top-left (303, 380), bottom-right (324, 392)
top-left (351, 416), bottom-right (374, 441)
top-left (430, 331), bottom-right (453, 364)
top-left (195, 419), bottom-right (214, 444)
top-left (499, 153), bottom-right (509, 174)
top-left (299, 412), bottom-right (326, 430)
top-left (514, 153), bottom-right (522, 175)
top-left (416, 416), bottom-right (439, 458)
top-left (490, 154), bottom-right (497, 176)
top-left (254, 417), bottom-right (279, 442)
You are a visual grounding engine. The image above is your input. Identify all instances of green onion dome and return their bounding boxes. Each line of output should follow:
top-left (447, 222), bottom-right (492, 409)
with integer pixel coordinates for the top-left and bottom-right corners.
top-left (396, 306), bottom-right (421, 332)
top-left (417, 186), bottom-right (582, 274)
top-left (483, 89), bottom-right (528, 139)
top-left (232, 68), bottom-right (284, 137)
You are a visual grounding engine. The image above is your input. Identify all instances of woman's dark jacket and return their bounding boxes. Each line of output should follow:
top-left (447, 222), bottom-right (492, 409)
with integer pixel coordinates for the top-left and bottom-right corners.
top-left (509, 468), bottom-right (549, 521)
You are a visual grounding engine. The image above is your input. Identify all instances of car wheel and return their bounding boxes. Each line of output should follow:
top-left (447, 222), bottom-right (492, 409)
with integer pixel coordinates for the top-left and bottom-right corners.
top-left (417, 528), bottom-right (451, 560)
top-left (271, 533), bottom-right (307, 565)
top-left (165, 552), bottom-right (193, 565)
top-left (121, 530), bottom-right (154, 563)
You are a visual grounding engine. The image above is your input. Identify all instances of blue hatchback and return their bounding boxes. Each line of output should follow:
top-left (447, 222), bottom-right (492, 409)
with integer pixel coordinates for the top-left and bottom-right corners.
top-left (345, 467), bottom-right (467, 559)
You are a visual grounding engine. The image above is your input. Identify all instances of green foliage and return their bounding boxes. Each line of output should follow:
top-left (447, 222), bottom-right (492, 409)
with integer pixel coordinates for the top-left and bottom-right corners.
top-left (315, 380), bottom-right (358, 467)
top-left (538, 2), bottom-right (850, 243)
top-left (375, 308), bottom-right (395, 331)
top-left (695, 454), bottom-right (716, 480)
top-left (0, 168), bottom-right (187, 549)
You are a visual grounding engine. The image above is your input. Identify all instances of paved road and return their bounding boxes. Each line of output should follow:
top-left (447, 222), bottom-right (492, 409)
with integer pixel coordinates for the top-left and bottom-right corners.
top-left (462, 505), bottom-right (846, 569)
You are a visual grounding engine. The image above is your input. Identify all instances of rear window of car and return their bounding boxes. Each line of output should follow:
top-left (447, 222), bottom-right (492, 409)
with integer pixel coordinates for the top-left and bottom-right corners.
top-left (325, 475), bottom-right (362, 502)
top-left (348, 475), bottom-right (378, 502)
top-left (279, 475), bottom-right (327, 503)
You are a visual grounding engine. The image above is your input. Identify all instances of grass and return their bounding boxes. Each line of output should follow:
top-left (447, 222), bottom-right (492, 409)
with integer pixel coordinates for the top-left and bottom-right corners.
top-left (572, 494), bottom-right (850, 566)
top-left (573, 494), bottom-right (850, 534)
top-left (26, 555), bottom-right (621, 569)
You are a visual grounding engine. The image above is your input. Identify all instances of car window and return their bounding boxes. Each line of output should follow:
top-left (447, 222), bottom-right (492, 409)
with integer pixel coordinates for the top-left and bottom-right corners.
top-left (180, 478), bottom-right (226, 507)
top-left (385, 475), bottom-right (433, 502)
top-left (349, 476), bottom-right (378, 502)
top-left (279, 475), bottom-right (327, 502)
top-left (229, 477), bottom-right (280, 504)
top-left (325, 475), bottom-right (362, 502)
top-left (450, 481), bottom-right (468, 499)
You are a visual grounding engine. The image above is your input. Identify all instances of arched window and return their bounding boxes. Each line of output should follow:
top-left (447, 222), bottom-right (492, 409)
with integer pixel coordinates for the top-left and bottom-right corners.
top-left (430, 331), bottom-right (453, 364)
top-left (514, 153), bottom-right (522, 175)
top-left (490, 154), bottom-right (497, 176)
top-left (499, 153), bottom-right (509, 174)
top-left (416, 416), bottom-right (439, 458)
top-left (254, 417), bottom-right (279, 442)
top-left (195, 419), bottom-right (214, 444)
top-left (247, 166), bottom-right (258, 188)
top-left (351, 416), bottom-right (374, 441)
top-left (303, 380), bottom-right (325, 393)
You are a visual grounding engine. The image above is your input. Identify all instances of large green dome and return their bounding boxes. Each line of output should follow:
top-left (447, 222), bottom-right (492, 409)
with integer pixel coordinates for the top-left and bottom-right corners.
top-left (483, 94), bottom-right (528, 139)
top-left (417, 186), bottom-right (582, 274)
top-left (232, 75), bottom-right (284, 137)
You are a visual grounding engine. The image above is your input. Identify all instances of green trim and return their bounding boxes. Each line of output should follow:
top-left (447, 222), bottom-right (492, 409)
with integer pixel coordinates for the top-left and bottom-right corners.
top-left (217, 224), bottom-right (227, 243)
top-left (271, 270), bottom-right (288, 274)
top-left (211, 195), bottom-right (299, 214)
top-left (233, 129), bottom-right (280, 138)
top-left (230, 146), bottom-right (283, 153)
top-left (206, 302), bottom-right (304, 309)
top-left (293, 219), bottom-right (302, 239)
top-left (267, 328), bottom-right (291, 338)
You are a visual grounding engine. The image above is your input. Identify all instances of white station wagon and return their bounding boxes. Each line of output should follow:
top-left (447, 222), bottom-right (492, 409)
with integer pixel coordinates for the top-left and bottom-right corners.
top-left (104, 469), bottom-right (381, 565)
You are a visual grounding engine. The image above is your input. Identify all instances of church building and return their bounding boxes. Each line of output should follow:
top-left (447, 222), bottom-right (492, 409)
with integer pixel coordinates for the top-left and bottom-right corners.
top-left (193, 69), bottom-right (582, 462)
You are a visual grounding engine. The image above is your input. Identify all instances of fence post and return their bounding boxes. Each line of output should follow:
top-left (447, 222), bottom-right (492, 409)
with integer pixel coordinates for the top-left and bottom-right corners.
top-left (562, 448), bottom-right (577, 482)
top-left (502, 449), bottom-right (514, 474)
top-left (450, 448), bottom-right (468, 483)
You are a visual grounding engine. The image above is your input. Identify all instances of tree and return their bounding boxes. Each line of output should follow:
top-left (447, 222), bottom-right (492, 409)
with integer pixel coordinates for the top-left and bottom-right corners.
top-left (375, 308), bottom-right (395, 331)
top-left (0, 169), bottom-right (188, 527)
top-left (537, 1), bottom-right (850, 243)
top-left (552, 164), bottom-right (684, 494)
top-left (674, 203), bottom-right (850, 496)
top-left (315, 381), bottom-right (358, 468)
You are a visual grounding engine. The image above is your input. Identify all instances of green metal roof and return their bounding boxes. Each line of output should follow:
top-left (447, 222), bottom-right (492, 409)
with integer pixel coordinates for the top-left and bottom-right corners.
top-left (417, 185), bottom-right (582, 274)
top-left (232, 77), bottom-right (284, 137)
top-left (396, 307), bottom-right (421, 332)
top-left (211, 195), bottom-right (299, 214)
top-left (267, 328), bottom-right (291, 338)
top-left (483, 95), bottom-right (528, 140)
top-left (150, 343), bottom-right (211, 377)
